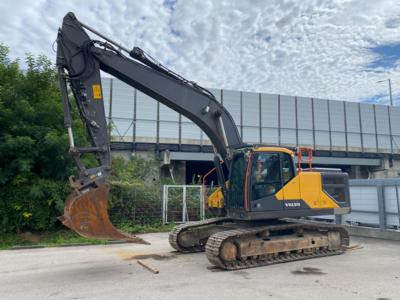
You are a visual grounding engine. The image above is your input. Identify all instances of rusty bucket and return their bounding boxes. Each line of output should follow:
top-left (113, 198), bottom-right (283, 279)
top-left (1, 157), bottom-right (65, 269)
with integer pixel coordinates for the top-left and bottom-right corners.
top-left (58, 184), bottom-right (149, 244)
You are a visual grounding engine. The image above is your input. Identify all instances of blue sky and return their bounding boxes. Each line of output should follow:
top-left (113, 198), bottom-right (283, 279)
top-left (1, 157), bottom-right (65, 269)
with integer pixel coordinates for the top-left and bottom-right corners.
top-left (367, 43), bottom-right (400, 69)
top-left (1, 0), bottom-right (400, 105)
top-left (361, 93), bottom-right (392, 105)
top-left (363, 42), bottom-right (400, 105)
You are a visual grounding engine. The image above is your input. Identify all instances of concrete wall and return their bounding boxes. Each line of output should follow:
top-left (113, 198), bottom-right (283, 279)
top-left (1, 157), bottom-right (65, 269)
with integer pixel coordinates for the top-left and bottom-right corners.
top-left (369, 158), bottom-right (400, 179)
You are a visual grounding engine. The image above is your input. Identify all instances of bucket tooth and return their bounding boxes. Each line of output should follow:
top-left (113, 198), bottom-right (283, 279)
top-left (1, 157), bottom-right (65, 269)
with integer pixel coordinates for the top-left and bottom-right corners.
top-left (59, 184), bottom-right (149, 245)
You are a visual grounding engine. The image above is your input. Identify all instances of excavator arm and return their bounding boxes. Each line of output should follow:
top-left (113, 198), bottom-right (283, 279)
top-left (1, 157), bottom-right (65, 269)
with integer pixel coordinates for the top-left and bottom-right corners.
top-left (56, 12), bottom-right (244, 242)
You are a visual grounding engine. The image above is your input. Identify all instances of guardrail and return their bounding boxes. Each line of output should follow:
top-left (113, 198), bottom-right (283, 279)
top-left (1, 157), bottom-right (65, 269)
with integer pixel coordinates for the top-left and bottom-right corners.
top-left (321, 178), bottom-right (400, 230)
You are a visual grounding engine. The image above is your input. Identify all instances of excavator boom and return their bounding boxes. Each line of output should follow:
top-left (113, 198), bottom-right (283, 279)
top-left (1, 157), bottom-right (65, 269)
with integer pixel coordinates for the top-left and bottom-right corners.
top-left (56, 12), bottom-right (243, 242)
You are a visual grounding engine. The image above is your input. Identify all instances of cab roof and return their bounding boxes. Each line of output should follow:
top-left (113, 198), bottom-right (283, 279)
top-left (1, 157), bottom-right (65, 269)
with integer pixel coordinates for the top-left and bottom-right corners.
top-left (253, 146), bottom-right (294, 156)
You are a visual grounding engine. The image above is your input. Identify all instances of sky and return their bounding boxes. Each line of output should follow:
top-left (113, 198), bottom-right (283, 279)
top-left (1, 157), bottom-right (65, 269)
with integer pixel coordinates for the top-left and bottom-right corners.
top-left (1, 0), bottom-right (400, 105)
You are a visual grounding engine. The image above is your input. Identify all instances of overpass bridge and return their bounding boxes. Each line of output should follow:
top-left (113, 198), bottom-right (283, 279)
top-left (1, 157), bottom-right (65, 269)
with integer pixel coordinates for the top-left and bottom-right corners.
top-left (101, 77), bottom-right (400, 181)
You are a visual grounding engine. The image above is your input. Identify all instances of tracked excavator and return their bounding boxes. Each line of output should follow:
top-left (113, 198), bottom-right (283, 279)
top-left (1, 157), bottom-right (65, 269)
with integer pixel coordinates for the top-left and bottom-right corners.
top-left (57, 12), bottom-right (351, 270)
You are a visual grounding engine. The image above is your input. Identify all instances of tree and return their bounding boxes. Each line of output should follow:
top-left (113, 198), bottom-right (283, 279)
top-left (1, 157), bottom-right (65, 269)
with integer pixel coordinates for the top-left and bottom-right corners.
top-left (0, 44), bottom-right (159, 233)
top-left (0, 44), bottom-right (85, 232)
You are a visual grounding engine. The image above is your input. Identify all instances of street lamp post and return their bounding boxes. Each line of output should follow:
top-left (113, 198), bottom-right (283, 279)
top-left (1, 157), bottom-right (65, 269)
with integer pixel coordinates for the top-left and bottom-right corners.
top-left (388, 78), bottom-right (393, 106)
top-left (377, 79), bottom-right (393, 106)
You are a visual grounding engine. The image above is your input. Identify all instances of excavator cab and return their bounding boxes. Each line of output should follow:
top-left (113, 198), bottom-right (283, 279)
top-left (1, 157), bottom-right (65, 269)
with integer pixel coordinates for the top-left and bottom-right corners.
top-left (209, 147), bottom-right (292, 210)
top-left (210, 146), bottom-right (350, 221)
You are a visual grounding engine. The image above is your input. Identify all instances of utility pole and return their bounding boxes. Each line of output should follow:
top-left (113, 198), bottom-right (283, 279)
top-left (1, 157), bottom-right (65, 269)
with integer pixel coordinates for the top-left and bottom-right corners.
top-left (377, 79), bottom-right (393, 106)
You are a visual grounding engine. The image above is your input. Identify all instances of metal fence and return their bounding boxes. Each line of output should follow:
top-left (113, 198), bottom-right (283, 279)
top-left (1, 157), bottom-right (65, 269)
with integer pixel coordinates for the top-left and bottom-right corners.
top-left (101, 77), bottom-right (400, 154)
top-left (317, 178), bottom-right (400, 229)
top-left (162, 185), bottom-right (204, 224)
top-left (346, 178), bottom-right (400, 229)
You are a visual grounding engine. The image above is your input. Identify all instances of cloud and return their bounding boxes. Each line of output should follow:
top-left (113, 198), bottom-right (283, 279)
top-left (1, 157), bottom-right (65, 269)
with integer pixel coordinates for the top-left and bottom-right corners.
top-left (1, 0), bottom-right (400, 104)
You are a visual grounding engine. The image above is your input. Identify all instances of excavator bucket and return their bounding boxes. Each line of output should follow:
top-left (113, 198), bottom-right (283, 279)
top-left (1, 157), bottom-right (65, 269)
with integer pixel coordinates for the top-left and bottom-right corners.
top-left (58, 184), bottom-right (149, 244)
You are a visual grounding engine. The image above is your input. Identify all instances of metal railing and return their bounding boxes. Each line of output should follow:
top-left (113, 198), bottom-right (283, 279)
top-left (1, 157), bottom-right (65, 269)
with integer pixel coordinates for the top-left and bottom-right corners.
top-left (346, 179), bottom-right (400, 229)
top-left (162, 185), bottom-right (205, 224)
top-left (317, 179), bottom-right (400, 229)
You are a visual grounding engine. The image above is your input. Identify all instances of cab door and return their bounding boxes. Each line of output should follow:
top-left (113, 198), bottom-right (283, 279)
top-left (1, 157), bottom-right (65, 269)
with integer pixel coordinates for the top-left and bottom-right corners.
top-left (280, 153), bottom-right (301, 209)
top-left (249, 152), bottom-right (284, 211)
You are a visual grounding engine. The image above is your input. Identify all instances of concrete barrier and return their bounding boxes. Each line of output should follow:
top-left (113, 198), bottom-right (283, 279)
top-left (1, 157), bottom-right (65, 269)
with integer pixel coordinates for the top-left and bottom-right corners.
top-left (345, 225), bottom-right (400, 241)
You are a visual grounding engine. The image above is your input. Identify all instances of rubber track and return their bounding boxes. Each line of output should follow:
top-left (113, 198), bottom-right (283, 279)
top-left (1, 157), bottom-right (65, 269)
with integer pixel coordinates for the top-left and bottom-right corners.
top-left (168, 217), bottom-right (232, 253)
top-left (205, 222), bottom-right (348, 270)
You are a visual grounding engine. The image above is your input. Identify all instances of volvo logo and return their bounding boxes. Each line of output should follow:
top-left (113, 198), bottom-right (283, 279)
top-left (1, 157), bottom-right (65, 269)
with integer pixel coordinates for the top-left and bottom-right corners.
top-left (285, 202), bottom-right (301, 208)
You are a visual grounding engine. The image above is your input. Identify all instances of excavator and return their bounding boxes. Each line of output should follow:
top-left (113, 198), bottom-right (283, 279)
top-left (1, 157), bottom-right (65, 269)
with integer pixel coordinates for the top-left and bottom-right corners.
top-left (56, 12), bottom-right (351, 270)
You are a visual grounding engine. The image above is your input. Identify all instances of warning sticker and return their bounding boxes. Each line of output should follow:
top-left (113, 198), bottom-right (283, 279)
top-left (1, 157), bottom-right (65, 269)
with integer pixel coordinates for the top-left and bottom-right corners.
top-left (92, 84), bottom-right (102, 100)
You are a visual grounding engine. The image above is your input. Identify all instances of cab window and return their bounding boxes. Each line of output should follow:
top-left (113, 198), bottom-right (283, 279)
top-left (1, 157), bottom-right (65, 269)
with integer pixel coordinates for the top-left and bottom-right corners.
top-left (251, 152), bottom-right (294, 201)
top-left (228, 152), bottom-right (249, 208)
top-left (281, 153), bottom-right (295, 184)
top-left (251, 152), bottom-right (281, 200)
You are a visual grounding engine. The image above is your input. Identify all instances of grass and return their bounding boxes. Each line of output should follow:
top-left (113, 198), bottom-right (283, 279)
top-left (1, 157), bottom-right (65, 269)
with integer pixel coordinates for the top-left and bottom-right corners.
top-left (117, 222), bottom-right (175, 234)
top-left (0, 230), bottom-right (105, 250)
top-left (0, 222), bottom-right (176, 250)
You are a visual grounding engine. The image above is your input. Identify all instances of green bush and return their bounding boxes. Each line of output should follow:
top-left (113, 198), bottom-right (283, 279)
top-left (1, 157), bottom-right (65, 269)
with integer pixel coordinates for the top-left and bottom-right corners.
top-left (0, 44), bottom-right (200, 234)
top-left (0, 45), bottom-right (86, 233)
top-left (108, 156), bottom-right (206, 225)
top-left (0, 179), bottom-right (69, 233)
top-left (109, 157), bottom-right (165, 226)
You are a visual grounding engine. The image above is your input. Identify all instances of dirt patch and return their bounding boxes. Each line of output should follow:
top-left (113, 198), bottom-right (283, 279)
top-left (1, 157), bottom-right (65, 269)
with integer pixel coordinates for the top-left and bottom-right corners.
top-left (291, 267), bottom-right (326, 275)
top-left (19, 232), bottom-right (40, 243)
top-left (232, 270), bottom-right (251, 279)
top-left (130, 253), bottom-right (177, 261)
top-left (207, 266), bottom-right (224, 272)
top-left (111, 249), bottom-right (177, 261)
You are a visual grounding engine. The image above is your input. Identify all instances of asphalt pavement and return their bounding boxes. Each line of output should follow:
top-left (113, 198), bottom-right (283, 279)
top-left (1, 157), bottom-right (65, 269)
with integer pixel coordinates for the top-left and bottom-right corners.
top-left (0, 233), bottom-right (399, 300)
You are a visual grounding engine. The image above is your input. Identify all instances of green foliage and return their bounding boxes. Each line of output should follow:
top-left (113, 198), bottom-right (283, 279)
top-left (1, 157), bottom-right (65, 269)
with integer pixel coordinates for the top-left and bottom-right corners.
top-left (0, 44), bottom-right (87, 233)
top-left (109, 156), bottom-right (203, 225)
top-left (117, 221), bottom-right (175, 234)
top-left (0, 44), bottom-right (183, 236)
top-left (0, 179), bottom-right (70, 232)
top-left (0, 46), bottom-right (71, 183)
top-left (109, 156), bottom-right (165, 226)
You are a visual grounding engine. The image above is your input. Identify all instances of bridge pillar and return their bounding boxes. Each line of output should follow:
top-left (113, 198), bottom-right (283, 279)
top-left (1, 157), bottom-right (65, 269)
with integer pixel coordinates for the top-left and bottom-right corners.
top-left (369, 158), bottom-right (400, 179)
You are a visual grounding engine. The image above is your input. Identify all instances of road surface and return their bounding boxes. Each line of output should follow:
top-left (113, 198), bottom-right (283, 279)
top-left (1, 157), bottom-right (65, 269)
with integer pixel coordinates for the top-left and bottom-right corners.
top-left (0, 233), bottom-right (399, 300)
